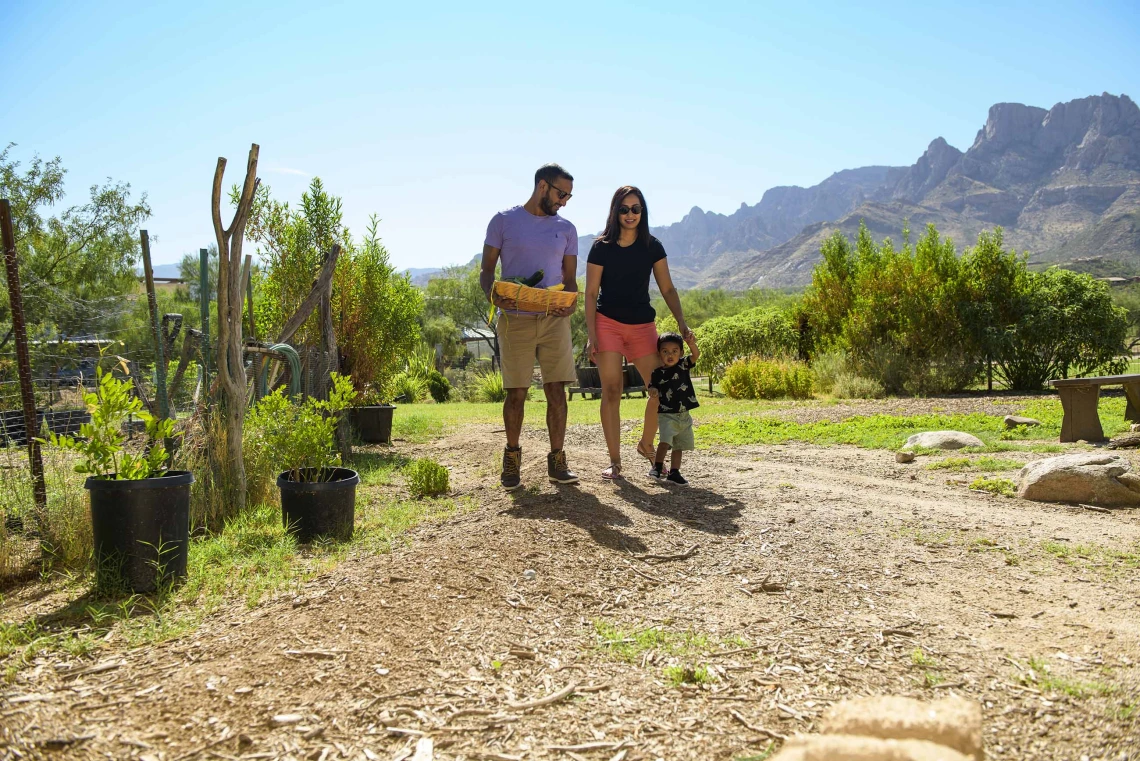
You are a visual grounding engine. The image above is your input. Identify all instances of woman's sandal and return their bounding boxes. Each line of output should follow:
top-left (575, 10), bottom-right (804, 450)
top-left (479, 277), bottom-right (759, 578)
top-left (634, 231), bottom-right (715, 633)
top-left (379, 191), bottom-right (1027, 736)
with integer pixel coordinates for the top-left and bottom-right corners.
top-left (602, 462), bottom-right (623, 480)
top-left (636, 441), bottom-right (656, 462)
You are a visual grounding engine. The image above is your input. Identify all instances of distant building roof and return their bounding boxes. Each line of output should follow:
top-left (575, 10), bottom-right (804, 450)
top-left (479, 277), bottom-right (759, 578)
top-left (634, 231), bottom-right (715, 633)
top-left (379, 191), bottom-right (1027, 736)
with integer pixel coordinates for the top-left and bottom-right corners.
top-left (460, 327), bottom-right (495, 341)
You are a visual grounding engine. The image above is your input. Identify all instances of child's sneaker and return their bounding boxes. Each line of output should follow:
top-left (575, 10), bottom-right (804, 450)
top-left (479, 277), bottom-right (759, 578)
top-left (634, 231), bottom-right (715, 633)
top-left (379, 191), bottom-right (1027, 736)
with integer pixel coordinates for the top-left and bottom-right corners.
top-left (648, 463), bottom-right (666, 479)
top-left (665, 470), bottom-right (688, 485)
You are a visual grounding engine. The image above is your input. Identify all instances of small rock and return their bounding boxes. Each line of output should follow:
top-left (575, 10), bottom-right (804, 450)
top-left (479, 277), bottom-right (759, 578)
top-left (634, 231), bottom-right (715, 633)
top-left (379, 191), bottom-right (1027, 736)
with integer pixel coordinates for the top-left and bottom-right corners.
top-left (896, 451), bottom-right (916, 463)
top-left (270, 714), bottom-right (304, 727)
top-left (523, 569), bottom-right (536, 580)
top-left (1131, 423), bottom-right (1140, 432)
top-left (1003, 415), bottom-right (1041, 429)
top-left (902, 431), bottom-right (985, 451)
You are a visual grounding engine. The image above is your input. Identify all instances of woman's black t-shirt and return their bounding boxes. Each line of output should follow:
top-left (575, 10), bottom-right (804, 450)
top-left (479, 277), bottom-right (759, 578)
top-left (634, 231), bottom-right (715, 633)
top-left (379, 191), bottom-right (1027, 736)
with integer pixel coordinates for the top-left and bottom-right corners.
top-left (586, 236), bottom-right (667, 325)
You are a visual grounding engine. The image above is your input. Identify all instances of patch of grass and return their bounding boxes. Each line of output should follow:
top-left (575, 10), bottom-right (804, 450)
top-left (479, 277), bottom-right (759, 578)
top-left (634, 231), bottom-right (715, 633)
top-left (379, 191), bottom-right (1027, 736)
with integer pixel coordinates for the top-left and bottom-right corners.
top-left (1018, 656), bottom-right (1116, 699)
top-left (1041, 540), bottom-right (1140, 575)
top-left (926, 456), bottom-right (1022, 472)
top-left (910, 647), bottom-right (939, 668)
top-left (969, 476), bottom-right (1017, 497)
top-left (351, 451), bottom-right (410, 486)
top-left (663, 664), bottom-right (715, 687)
top-left (593, 620), bottom-right (746, 663)
top-left (1, 494), bottom-right (474, 678)
top-left (1113, 700), bottom-right (1138, 721)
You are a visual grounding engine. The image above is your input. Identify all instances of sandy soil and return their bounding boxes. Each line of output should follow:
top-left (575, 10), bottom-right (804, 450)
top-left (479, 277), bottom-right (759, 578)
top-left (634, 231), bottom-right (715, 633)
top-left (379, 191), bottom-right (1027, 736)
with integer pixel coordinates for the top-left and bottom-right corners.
top-left (2, 400), bottom-right (1139, 761)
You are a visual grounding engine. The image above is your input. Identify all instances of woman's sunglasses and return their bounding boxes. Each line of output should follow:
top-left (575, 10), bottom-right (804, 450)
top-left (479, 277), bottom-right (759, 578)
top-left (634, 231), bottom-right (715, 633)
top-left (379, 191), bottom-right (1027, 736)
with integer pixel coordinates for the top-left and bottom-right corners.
top-left (618, 204), bottom-right (643, 215)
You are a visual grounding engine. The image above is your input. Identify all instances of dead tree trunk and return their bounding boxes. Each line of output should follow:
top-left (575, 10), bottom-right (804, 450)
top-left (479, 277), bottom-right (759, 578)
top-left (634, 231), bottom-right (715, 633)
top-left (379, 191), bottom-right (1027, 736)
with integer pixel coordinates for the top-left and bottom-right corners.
top-left (211, 144), bottom-right (260, 516)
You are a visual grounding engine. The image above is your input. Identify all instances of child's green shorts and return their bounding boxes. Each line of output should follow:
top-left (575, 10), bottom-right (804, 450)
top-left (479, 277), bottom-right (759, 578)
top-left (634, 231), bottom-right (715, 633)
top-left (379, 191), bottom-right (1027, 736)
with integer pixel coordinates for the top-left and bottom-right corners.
top-left (658, 410), bottom-right (695, 451)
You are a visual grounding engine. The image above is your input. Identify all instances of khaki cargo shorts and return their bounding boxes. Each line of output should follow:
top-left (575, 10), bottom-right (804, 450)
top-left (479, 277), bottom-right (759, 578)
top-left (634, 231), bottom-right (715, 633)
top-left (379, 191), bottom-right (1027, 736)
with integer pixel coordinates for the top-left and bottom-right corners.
top-left (658, 410), bottom-right (695, 451)
top-left (498, 313), bottom-right (576, 389)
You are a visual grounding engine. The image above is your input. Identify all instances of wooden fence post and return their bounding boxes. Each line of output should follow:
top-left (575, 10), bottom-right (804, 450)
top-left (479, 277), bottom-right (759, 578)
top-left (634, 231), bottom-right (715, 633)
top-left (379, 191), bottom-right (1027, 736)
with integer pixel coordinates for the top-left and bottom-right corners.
top-left (0, 199), bottom-right (47, 514)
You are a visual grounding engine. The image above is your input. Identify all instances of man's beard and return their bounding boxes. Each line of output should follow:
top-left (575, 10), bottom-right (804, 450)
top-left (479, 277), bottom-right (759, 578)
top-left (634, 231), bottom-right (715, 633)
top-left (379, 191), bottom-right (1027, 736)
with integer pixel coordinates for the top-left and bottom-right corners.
top-left (540, 196), bottom-right (559, 215)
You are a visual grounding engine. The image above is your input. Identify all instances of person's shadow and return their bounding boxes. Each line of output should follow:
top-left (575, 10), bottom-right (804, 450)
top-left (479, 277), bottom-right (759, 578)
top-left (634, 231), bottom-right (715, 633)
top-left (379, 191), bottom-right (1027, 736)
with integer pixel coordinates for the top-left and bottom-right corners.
top-left (612, 478), bottom-right (744, 536)
top-left (503, 486), bottom-right (649, 554)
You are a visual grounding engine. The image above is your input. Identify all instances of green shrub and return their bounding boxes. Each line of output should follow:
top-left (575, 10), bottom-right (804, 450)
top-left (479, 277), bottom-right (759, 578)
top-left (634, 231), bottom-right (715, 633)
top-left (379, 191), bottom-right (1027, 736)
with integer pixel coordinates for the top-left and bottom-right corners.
top-left (426, 370), bottom-right (451, 403)
top-left (244, 373), bottom-right (357, 483)
top-left (391, 372), bottom-right (427, 403)
top-left (722, 356), bottom-right (813, 400)
top-left (472, 370), bottom-right (508, 403)
top-left (694, 307), bottom-right (797, 379)
top-left (405, 458), bottom-right (450, 498)
top-left (811, 350), bottom-right (848, 394)
top-left (832, 373), bottom-right (886, 399)
top-left (970, 476), bottom-right (1017, 497)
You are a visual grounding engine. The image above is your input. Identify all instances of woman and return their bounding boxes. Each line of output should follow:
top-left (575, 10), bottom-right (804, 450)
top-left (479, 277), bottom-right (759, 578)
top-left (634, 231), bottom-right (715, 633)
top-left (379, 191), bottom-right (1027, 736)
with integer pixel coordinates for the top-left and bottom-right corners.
top-left (585, 186), bottom-right (697, 480)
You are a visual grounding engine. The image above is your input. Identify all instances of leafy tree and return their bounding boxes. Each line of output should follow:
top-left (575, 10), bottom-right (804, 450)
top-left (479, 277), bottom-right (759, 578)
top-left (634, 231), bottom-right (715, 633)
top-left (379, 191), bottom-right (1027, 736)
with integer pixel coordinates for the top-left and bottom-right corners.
top-left (988, 267), bottom-right (1127, 389)
top-left (178, 244), bottom-right (219, 303)
top-left (243, 179), bottom-right (422, 395)
top-left (422, 264), bottom-right (497, 361)
top-left (0, 143), bottom-right (150, 344)
top-left (804, 222), bottom-right (1128, 393)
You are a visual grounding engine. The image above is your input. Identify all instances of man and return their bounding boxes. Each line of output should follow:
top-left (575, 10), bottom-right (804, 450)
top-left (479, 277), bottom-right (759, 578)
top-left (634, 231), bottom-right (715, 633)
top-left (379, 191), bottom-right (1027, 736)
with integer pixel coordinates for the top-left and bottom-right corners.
top-left (481, 163), bottom-right (579, 490)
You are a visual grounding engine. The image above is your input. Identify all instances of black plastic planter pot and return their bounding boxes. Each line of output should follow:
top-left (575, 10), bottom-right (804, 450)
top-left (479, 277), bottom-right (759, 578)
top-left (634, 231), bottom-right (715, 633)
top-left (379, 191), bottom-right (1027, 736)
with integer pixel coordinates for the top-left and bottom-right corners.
top-left (278, 468), bottom-right (359, 543)
top-left (351, 405), bottom-right (395, 444)
top-left (86, 471), bottom-right (193, 593)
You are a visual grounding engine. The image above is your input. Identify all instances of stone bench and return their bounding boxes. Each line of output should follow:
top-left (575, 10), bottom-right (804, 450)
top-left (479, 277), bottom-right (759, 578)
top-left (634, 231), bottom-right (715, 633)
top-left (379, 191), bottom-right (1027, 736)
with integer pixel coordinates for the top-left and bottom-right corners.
top-left (1048, 373), bottom-right (1140, 442)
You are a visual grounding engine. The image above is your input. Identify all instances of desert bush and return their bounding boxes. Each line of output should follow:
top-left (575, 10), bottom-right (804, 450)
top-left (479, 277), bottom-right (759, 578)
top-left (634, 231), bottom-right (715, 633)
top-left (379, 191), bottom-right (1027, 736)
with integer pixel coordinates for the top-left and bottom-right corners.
top-left (832, 373), bottom-right (886, 399)
top-left (390, 372), bottom-right (428, 403)
top-left (811, 350), bottom-right (848, 394)
top-left (694, 307), bottom-right (797, 379)
top-left (405, 458), bottom-right (450, 498)
top-left (472, 370), bottom-right (508, 403)
top-left (426, 370), bottom-right (451, 403)
top-left (722, 356), bottom-right (814, 400)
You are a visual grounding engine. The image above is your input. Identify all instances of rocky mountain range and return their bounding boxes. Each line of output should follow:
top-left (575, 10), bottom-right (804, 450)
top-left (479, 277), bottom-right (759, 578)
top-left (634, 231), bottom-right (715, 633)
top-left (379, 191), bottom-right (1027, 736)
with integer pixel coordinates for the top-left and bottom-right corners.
top-left (607, 92), bottom-right (1140, 289)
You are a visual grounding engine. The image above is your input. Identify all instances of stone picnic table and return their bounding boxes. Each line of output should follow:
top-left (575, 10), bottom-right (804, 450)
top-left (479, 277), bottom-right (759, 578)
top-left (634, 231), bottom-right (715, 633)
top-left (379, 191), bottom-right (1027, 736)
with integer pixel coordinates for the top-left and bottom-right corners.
top-left (1047, 373), bottom-right (1140, 442)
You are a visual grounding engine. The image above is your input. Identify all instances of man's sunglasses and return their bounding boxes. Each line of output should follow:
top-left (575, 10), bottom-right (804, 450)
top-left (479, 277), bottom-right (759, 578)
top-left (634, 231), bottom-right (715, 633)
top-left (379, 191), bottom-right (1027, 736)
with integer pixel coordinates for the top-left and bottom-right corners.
top-left (618, 204), bottom-right (643, 215)
top-left (545, 181), bottom-right (572, 201)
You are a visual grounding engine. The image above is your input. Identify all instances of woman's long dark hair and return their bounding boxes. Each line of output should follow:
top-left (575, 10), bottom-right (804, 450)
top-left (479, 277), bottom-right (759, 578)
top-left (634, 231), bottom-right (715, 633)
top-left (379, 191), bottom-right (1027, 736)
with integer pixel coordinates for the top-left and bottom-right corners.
top-left (598, 185), bottom-right (650, 244)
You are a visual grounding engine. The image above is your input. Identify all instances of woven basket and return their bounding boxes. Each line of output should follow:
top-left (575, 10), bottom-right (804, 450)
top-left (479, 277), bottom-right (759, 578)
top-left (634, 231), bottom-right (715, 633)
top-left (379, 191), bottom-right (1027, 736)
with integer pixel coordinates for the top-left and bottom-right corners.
top-left (493, 281), bottom-right (578, 315)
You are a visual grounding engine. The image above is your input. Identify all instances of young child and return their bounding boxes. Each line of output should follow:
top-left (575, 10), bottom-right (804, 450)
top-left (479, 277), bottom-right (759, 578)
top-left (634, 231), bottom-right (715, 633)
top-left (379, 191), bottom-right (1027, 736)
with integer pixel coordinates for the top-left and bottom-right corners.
top-left (648, 332), bottom-right (699, 484)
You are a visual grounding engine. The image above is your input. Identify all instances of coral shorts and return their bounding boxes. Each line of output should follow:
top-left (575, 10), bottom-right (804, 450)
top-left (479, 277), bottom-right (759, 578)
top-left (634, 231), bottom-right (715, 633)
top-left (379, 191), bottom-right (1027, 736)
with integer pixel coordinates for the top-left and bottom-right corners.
top-left (595, 314), bottom-right (658, 360)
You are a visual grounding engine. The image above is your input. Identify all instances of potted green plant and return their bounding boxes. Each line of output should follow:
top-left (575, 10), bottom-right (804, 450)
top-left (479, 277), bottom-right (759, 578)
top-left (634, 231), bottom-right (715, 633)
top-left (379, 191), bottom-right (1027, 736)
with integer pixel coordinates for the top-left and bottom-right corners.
top-left (246, 373), bottom-right (360, 542)
top-left (349, 383), bottom-right (396, 444)
top-left (46, 367), bottom-right (190, 593)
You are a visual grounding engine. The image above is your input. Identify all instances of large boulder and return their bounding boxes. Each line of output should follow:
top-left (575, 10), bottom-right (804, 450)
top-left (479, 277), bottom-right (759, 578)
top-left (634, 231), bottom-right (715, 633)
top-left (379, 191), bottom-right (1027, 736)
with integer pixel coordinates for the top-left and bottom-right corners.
top-left (819, 696), bottom-right (982, 760)
top-left (1017, 453), bottom-right (1140, 506)
top-left (772, 735), bottom-right (971, 761)
top-left (902, 431), bottom-right (985, 451)
top-left (770, 695), bottom-right (983, 761)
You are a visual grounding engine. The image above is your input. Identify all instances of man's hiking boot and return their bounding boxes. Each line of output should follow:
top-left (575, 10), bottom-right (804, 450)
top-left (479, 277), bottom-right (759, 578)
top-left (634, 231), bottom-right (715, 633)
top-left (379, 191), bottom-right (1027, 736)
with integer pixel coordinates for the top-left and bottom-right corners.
top-left (547, 449), bottom-right (579, 484)
top-left (501, 447), bottom-right (522, 490)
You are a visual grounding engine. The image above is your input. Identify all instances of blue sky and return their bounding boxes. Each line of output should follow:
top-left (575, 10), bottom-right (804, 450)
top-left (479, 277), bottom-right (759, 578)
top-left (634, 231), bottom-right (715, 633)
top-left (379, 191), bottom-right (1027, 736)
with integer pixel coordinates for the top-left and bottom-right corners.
top-left (4, 0), bottom-right (1138, 269)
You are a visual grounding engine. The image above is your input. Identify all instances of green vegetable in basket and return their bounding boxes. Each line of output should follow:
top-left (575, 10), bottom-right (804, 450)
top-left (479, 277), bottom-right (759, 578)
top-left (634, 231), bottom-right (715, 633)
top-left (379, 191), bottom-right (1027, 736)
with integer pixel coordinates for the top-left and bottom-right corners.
top-left (503, 269), bottom-right (544, 287)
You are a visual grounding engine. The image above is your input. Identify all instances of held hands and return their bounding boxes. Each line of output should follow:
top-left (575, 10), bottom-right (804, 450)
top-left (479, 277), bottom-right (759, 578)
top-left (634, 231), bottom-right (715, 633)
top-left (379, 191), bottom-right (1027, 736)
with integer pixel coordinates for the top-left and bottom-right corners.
top-left (682, 327), bottom-right (699, 360)
top-left (488, 290), bottom-right (518, 312)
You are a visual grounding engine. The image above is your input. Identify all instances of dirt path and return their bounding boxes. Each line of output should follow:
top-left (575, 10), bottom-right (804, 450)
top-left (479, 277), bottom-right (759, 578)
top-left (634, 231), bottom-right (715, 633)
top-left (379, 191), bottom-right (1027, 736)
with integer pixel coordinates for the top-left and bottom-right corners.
top-left (3, 419), bottom-right (1140, 760)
